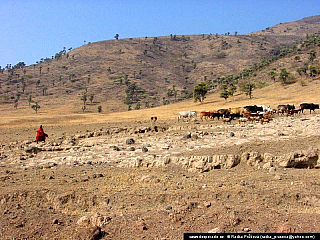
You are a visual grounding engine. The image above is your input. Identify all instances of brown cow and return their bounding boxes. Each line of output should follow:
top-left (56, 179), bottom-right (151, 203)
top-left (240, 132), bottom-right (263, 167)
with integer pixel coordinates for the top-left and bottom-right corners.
top-left (287, 109), bottom-right (301, 116)
top-left (229, 107), bottom-right (250, 115)
top-left (229, 107), bottom-right (248, 120)
top-left (200, 111), bottom-right (211, 121)
top-left (260, 117), bottom-right (273, 124)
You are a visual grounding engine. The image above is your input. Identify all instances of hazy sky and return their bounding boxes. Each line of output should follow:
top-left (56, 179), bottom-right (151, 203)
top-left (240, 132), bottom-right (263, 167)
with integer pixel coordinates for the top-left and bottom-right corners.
top-left (1, 0), bottom-right (319, 67)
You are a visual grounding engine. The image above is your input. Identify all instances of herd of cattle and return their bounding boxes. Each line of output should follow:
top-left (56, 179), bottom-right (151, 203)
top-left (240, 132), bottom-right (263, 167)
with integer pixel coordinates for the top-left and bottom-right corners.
top-left (177, 103), bottom-right (319, 124)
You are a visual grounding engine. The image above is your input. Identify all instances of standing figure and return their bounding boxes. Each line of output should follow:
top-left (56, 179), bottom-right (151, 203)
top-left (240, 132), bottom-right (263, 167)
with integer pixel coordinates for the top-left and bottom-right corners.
top-left (36, 125), bottom-right (48, 144)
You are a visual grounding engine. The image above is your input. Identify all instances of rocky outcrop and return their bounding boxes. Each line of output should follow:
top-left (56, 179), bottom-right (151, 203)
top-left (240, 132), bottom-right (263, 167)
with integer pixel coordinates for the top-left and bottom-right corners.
top-left (125, 154), bottom-right (240, 172)
top-left (277, 147), bottom-right (319, 168)
top-left (123, 148), bottom-right (319, 172)
top-left (241, 152), bottom-right (263, 166)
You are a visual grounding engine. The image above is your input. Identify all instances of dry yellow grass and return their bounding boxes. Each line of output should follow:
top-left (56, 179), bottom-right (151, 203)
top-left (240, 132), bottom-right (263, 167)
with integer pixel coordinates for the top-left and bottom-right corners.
top-left (1, 79), bottom-right (319, 130)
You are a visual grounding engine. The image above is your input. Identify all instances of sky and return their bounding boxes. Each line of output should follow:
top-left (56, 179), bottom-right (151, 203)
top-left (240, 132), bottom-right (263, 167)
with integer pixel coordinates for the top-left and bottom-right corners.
top-left (1, 0), bottom-right (319, 67)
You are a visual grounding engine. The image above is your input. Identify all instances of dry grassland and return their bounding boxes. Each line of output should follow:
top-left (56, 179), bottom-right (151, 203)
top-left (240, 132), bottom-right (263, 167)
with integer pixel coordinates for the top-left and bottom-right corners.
top-left (0, 78), bottom-right (320, 239)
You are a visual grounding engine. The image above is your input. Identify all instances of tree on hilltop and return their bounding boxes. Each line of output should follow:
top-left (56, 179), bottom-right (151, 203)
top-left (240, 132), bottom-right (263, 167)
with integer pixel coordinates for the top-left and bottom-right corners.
top-left (114, 34), bottom-right (119, 40)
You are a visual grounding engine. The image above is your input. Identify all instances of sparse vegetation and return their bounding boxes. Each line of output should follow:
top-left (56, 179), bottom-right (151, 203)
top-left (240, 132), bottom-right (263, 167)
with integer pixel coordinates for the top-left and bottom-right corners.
top-left (1, 17), bottom-right (320, 114)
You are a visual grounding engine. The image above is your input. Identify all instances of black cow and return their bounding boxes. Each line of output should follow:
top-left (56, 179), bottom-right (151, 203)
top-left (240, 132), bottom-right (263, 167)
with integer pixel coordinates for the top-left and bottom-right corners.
top-left (277, 104), bottom-right (295, 110)
top-left (277, 104), bottom-right (295, 115)
top-left (244, 105), bottom-right (263, 113)
top-left (300, 103), bottom-right (319, 114)
top-left (288, 104), bottom-right (295, 110)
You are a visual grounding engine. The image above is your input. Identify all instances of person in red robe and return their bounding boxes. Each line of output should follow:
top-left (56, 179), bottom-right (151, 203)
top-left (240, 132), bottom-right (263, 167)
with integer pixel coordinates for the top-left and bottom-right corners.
top-left (36, 125), bottom-right (48, 143)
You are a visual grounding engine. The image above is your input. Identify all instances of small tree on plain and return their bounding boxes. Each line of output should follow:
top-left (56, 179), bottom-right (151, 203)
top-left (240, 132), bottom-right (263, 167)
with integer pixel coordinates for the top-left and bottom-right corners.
top-left (279, 68), bottom-right (290, 84)
top-left (42, 86), bottom-right (47, 96)
top-left (28, 94), bottom-right (32, 106)
top-left (22, 81), bottom-right (26, 93)
top-left (309, 50), bottom-right (317, 62)
top-left (241, 83), bottom-right (255, 99)
top-left (309, 65), bottom-right (317, 78)
top-left (193, 82), bottom-right (208, 103)
top-left (268, 70), bottom-right (278, 82)
top-left (135, 102), bottom-right (140, 110)
top-left (80, 92), bottom-right (87, 106)
top-left (98, 105), bottom-right (102, 113)
top-left (89, 94), bottom-right (94, 103)
top-left (228, 85), bottom-right (237, 96)
top-left (14, 100), bottom-right (18, 109)
top-left (220, 84), bottom-right (228, 90)
top-left (31, 102), bottom-right (40, 114)
top-left (220, 91), bottom-right (229, 101)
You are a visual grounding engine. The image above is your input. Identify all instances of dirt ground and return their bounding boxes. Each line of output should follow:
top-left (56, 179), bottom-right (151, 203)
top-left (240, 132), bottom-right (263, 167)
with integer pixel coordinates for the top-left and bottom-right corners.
top-left (1, 112), bottom-right (320, 239)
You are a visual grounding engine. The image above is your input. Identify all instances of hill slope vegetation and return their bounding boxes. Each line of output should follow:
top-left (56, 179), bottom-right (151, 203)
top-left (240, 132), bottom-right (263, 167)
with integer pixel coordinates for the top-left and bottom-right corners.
top-left (0, 15), bottom-right (320, 115)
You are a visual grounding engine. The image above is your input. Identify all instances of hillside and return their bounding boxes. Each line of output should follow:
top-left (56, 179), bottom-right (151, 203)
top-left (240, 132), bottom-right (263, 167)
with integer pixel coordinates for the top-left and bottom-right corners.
top-left (254, 15), bottom-right (320, 36)
top-left (0, 15), bottom-right (320, 115)
top-left (1, 15), bottom-right (320, 238)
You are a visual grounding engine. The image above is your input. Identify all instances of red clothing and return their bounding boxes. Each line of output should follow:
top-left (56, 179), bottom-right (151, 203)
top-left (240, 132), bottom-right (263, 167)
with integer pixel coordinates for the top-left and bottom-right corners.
top-left (36, 128), bottom-right (47, 142)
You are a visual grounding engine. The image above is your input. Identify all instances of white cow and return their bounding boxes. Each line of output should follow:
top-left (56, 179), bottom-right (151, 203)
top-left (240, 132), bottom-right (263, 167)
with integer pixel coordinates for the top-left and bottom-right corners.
top-left (178, 111), bottom-right (197, 122)
top-left (256, 105), bottom-right (273, 112)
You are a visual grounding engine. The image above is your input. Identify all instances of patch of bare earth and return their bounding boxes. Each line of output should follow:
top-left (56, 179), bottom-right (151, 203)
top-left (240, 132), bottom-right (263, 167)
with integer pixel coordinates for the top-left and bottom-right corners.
top-left (1, 112), bottom-right (320, 239)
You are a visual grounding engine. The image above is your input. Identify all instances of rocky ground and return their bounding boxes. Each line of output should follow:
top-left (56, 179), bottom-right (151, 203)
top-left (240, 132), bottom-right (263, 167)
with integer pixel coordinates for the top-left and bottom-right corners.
top-left (1, 113), bottom-right (320, 239)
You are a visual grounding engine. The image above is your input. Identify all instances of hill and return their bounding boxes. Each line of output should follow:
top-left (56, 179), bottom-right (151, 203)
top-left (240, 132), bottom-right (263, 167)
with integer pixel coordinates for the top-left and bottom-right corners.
top-left (0, 15), bottom-right (320, 115)
top-left (1, 16), bottom-right (320, 238)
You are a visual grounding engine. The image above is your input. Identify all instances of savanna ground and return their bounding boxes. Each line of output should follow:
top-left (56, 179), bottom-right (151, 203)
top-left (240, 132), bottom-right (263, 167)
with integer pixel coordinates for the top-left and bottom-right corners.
top-left (1, 80), bottom-right (320, 239)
